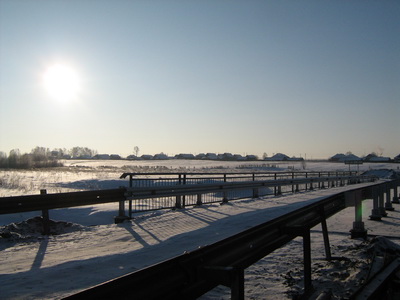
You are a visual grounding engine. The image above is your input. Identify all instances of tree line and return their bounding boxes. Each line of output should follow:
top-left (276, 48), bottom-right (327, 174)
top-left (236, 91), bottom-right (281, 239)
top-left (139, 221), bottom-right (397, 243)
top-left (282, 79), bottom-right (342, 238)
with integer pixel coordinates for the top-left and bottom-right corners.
top-left (0, 146), bottom-right (97, 169)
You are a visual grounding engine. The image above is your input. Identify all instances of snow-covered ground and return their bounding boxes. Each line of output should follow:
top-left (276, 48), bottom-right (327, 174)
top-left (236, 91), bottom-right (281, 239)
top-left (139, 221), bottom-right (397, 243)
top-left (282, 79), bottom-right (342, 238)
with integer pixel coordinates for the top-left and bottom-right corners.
top-left (0, 161), bottom-right (399, 299)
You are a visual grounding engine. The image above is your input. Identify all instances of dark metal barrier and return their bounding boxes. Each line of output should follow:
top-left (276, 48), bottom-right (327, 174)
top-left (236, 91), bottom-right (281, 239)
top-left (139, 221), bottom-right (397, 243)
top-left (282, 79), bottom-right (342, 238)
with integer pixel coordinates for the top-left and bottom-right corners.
top-left (62, 179), bottom-right (400, 300)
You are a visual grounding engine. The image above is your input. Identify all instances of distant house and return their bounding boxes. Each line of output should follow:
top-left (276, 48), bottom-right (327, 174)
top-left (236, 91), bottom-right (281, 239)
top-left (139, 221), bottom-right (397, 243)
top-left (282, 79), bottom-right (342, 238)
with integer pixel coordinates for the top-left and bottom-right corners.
top-left (233, 154), bottom-right (246, 161)
top-left (369, 156), bottom-right (391, 162)
top-left (126, 155), bottom-right (139, 160)
top-left (246, 155), bottom-right (258, 161)
top-left (219, 153), bottom-right (234, 160)
top-left (394, 154), bottom-right (400, 162)
top-left (110, 154), bottom-right (121, 160)
top-left (141, 154), bottom-right (153, 160)
top-left (265, 153), bottom-right (289, 161)
top-left (175, 153), bottom-right (195, 159)
top-left (363, 153), bottom-right (378, 162)
top-left (329, 153), bottom-right (361, 162)
top-left (206, 153), bottom-right (218, 160)
top-left (94, 154), bottom-right (110, 160)
top-left (195, 153), bottom-right (207, 160)
top-left (342, 154), bottom-right (361, 161)
top-left (329, 153), bottom-right (346, 162)
top-left (153, 153), bottom-right (169, 160)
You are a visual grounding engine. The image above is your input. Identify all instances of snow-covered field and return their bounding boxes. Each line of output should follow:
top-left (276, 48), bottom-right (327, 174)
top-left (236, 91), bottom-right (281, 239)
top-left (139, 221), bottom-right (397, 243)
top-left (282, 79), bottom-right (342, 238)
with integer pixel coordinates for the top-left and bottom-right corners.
top-left (0, 161), bottom-right (399, 299)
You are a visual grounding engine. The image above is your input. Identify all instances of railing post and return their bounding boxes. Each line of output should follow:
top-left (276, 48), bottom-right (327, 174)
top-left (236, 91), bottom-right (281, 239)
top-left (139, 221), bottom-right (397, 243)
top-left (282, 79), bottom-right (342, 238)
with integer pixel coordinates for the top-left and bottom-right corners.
top-left (40, 189), bottom-right (50, 235)
top-left (182, 174), bottom-right (187, 208)
top-left (292, 172), bottom-right (295, 193)
top-left (175, 196), bottom-right (182, 209)
top-left (115, 199), bottom-right (130, 223)
top-left (128, 174), bottom-right (133, 218)
top-left (318, 172), bottom-right (321, 189)
top-left (222, 174), bottom-right (228, 203)
top-left (252, 188), bottom-right (259, 198)
top-left (196, 194), bottom-right (202, 206)
top-left (305, 173), bottom-right (308, 191)
top-left (276, 185), bottom-right (282, 195)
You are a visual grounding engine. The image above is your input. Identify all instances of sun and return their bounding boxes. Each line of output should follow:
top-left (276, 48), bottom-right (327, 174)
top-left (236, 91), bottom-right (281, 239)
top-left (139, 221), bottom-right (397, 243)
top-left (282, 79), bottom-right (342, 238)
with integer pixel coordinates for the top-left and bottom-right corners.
top-left (43, 63), bottom-right (80, 102)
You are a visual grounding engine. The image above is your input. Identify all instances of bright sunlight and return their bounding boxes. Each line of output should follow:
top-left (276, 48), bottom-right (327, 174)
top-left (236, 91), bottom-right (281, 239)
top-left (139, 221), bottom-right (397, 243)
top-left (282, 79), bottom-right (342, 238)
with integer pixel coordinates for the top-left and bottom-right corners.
top-left (43, 63), bottom-right (80, 102)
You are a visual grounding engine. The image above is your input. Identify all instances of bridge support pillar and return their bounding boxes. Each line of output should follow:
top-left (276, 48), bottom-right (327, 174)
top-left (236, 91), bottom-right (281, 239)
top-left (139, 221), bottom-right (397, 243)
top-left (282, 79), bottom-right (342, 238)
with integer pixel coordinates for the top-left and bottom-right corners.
top-left (370, 187), bottom-right (383, 221)
top-left (378, 186), bottom-right (387, 217)
top-left (346, 190), bottom-right (367, 239)
top-left (385, 183), bottom-right (394, 211)
top-left (393, 184), bottom-right (399, 204)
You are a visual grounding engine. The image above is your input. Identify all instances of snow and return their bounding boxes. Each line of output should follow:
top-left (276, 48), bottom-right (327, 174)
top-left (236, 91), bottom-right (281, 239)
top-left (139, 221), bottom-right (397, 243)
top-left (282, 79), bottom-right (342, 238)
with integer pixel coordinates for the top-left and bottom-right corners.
top-left (1, 161), bottom-right (400, 299)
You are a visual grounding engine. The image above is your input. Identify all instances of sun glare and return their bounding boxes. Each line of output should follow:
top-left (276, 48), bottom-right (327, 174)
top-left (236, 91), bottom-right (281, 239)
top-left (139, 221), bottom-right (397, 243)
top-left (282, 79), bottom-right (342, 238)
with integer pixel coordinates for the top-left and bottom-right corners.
top-left (43, 63), bottom-right (80, 102)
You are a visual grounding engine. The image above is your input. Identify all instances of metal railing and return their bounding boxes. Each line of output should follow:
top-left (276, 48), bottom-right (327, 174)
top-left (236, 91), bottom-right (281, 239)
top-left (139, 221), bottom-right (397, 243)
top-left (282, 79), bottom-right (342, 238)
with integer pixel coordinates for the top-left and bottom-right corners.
top-left (119, 171), bottom-right (361, 216)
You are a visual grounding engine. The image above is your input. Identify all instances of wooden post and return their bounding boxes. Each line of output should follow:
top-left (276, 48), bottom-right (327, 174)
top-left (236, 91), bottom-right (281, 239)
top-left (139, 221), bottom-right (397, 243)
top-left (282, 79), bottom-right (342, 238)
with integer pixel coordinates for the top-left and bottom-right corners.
top-left (40, 189), bottom-right (50, 235)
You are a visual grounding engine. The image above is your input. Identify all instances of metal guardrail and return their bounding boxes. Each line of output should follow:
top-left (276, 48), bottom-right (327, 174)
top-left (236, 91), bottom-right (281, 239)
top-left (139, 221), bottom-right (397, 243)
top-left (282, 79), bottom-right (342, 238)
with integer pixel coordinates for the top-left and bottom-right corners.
top-left (63, 179), bottom-right (400, 300)
top-left (0, 188), bottom-right (126, 215)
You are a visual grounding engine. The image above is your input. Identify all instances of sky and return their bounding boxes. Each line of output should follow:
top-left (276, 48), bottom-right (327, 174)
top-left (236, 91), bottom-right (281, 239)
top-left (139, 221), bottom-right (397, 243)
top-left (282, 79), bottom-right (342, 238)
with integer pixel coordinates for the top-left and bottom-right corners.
top-left (0, 0), bottom-right (399, 159)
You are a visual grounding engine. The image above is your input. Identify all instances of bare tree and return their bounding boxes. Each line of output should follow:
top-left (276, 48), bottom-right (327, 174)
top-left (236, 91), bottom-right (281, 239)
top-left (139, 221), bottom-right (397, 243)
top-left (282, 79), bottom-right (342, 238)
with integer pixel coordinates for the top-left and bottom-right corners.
top-left (134, 146), bottom-right (140, 157)
top-left (377, 146), bottom-right (384, 157)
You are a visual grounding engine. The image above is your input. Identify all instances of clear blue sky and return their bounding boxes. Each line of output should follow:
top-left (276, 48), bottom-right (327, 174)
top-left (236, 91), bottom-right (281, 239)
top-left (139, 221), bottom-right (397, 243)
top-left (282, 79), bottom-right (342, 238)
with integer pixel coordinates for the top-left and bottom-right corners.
top-left (1, 1), bottom-right (399, 159)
